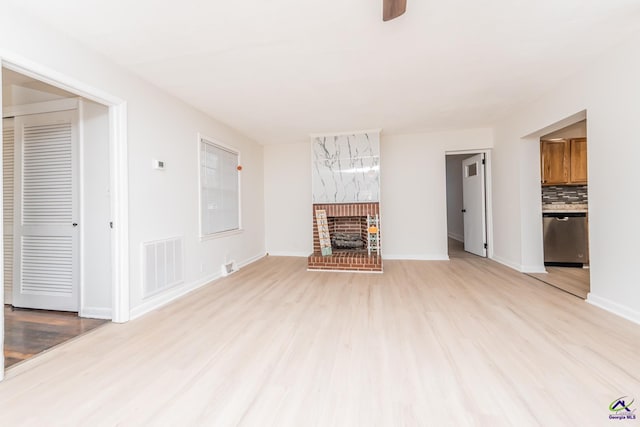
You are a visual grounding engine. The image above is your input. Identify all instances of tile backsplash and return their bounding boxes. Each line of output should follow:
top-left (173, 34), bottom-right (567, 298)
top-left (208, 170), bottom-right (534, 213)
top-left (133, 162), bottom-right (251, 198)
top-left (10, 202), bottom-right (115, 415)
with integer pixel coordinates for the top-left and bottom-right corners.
top-left (542, 185), bottom-right (588, 205)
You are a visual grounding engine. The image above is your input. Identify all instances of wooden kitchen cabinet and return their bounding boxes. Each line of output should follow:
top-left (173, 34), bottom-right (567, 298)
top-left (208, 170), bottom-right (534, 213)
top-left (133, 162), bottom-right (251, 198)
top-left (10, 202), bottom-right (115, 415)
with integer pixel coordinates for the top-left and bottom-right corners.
top-left (569, 138), bottom-right (588, 184)
top-left (540, 138), bottom-right (587, 185)
top-left (540, 140), bottom-right (569, 185)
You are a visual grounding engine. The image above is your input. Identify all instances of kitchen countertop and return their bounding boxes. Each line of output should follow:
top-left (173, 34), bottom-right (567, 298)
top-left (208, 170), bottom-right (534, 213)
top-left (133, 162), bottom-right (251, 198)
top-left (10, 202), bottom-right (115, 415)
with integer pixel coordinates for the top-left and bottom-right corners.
top-left (542, 203), bottom-right (588, 213)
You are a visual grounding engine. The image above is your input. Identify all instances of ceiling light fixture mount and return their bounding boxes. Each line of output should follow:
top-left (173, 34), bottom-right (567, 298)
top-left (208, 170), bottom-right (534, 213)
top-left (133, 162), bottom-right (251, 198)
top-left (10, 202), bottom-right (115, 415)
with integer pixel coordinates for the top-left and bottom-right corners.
top-left (383, 0), bottom-right (407, 21)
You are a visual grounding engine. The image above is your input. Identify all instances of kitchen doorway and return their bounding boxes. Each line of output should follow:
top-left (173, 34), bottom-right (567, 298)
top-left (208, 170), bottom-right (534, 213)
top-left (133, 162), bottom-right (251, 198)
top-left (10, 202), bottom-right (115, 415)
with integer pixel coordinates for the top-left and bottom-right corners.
top-left (525, 118), bottom-right (591, 299)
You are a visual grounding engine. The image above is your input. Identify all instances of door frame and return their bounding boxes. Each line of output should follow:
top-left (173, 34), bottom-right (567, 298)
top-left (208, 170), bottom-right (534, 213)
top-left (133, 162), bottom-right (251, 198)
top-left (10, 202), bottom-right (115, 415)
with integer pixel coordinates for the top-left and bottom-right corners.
top-left (0, 58), bottom-right (130, 379)
top-left (445, 149), bottom-right (493, 259)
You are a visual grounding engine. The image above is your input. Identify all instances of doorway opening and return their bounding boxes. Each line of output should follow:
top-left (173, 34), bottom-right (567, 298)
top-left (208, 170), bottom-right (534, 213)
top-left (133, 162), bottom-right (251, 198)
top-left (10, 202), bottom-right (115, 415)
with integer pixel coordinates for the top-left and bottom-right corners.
top-left (1, 62), bottom-right (128, 377)
top-left (526, 119), bottom-right (590, 299)
top-left (445, 151), bottom-right (490, 259)
top-left (2, 68), bottom-right (112, 367)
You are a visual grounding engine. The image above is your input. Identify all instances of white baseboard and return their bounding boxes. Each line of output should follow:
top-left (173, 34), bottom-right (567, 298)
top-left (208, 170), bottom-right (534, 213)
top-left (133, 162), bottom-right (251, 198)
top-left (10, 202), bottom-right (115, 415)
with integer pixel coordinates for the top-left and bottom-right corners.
top-left (266, 251), bottom-right (310, 257)
top-left (491, 254), bottom-right (522, 271)
top-left (521, 265), bottom-right (547, 274)
top-left (383, 254), bottom-right (450, 261)
top-left (491, 254), bottom-right (546, 274)
top-left (587, 293), bottom-right (640, 326)
top-left (130, 272), bottom-right (221, 320)
top-left (237, 252), bottom-right (267, 268)
top-left (447, 232), bottom-right (464, 242)
top-left (80, 307), bottom-right (112, 320)
top-left (130, 252), bottom-right (265, 320)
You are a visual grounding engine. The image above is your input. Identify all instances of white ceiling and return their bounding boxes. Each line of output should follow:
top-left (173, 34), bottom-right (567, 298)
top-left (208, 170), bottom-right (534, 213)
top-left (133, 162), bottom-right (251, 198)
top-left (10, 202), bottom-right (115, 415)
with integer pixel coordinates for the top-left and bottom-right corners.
top-left (10, 0), bottom-right (640, 144)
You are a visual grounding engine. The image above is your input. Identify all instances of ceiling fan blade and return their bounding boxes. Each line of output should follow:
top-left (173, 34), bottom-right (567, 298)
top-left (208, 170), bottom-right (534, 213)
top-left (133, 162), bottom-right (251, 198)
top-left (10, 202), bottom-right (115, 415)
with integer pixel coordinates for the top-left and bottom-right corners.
top-left (383, 0), bottom-right (407, 21)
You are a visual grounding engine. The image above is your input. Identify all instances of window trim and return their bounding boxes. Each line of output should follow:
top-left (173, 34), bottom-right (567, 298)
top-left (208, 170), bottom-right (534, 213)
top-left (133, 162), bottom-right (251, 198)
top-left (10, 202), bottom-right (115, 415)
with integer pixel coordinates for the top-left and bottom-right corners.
top-left (198, 133), bottom-right (242, 240)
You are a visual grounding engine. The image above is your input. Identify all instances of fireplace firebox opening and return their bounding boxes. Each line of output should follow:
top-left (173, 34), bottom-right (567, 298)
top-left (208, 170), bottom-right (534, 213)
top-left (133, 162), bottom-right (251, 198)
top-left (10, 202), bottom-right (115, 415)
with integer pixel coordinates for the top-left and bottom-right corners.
top-left (308, 203), bottom-right (382, 272)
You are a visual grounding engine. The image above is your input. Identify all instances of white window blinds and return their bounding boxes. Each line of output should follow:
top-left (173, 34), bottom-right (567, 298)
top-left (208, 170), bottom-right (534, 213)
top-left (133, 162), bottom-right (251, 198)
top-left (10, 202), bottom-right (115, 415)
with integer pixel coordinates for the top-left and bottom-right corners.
top-left (200, 137), bottom-right (240, 236)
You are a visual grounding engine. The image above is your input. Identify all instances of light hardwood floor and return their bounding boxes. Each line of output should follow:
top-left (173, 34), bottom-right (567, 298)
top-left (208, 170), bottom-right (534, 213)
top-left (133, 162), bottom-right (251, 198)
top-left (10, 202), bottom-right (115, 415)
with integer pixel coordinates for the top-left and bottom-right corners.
top-left (528, 266), bottom-right (590, 299)
top-left (448, 237), bottom-right (481, 259)
top-left (1, 255), bottom-right (639, 426)
top-left (449, 237), bottom-right (590, 299)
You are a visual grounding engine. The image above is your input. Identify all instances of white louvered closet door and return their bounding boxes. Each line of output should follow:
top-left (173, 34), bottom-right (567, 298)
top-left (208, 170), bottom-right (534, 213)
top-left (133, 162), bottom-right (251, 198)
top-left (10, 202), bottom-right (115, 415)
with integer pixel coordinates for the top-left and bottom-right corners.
top-left (13, 110), bottom-right (79, 311)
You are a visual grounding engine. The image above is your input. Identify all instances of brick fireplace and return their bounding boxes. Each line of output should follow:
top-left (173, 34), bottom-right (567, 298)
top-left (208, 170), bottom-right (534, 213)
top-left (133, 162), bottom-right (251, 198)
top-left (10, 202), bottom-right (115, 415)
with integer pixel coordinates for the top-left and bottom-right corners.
top-left (308, 202), bottom-right (382, 272)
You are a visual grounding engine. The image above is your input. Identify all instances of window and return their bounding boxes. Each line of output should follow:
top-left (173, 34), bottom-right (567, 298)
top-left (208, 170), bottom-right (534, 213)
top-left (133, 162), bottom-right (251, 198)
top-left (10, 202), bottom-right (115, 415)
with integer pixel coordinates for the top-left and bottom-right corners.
top-left (466, 162), bottom-right (477, 177)
top-left (199, 135), bottom-right (240, 237)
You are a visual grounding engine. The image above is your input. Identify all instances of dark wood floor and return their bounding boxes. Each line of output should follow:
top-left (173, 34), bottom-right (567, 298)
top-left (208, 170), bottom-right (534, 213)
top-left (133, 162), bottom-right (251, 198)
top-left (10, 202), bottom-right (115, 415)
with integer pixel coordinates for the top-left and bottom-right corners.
top-left (4, 306), bottom-right (108, 368)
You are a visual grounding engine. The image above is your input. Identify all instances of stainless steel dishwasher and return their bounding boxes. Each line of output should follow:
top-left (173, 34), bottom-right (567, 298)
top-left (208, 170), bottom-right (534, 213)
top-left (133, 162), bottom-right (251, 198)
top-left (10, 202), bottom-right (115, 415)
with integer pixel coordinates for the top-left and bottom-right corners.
top-left (543, 212), bottom-right (588, 266)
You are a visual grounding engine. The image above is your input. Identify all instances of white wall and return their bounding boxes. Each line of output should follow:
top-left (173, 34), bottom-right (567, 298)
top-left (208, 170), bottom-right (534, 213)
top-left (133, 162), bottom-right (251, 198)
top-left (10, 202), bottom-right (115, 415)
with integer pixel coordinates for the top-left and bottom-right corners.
top-left (381, 130), bottom-right (493, 259)
top-left (0, 69), bottom-right (2, 382)
top-left (264, 128), bottom-right (493, 260)
top-left (81, 100), bottom-right (112, 318)
top-left (541, 120), bottom-right (587, 140)
top-left (264, 143), bottom-right (312, 256)
top-left (4, 84), bottom-right (71, 106)
top-left (491, 30), bottom-right (640, 322)
top-left (0, 5), bottom-right (265, 318)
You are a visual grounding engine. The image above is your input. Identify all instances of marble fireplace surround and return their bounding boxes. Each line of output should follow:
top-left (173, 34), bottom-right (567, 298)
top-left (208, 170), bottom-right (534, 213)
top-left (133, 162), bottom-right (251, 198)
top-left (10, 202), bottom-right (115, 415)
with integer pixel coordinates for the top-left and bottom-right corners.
top-left (311, 132), bottom-right (380, 204)
top-left (309, 131), bottom-right (382, 272)
top-left (308, 203), bottom-right (382, 272)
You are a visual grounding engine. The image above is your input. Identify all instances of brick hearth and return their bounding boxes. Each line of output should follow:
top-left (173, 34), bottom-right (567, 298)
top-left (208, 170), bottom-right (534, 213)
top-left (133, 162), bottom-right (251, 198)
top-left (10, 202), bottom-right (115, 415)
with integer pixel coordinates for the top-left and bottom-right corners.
top-left (308, 202), bottom-right (382, 272)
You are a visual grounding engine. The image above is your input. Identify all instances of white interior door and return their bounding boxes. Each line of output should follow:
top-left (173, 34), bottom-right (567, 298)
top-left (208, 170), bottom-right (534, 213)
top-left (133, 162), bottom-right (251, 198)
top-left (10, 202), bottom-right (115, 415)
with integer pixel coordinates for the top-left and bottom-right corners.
top-left (462, 153), bottom-right (487, 257)
top-left (12, 110), bottom-right (79, 311)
